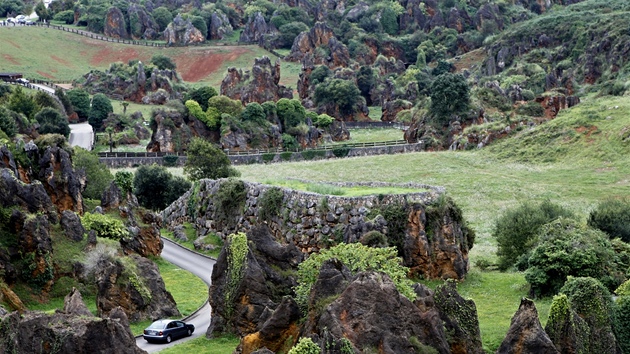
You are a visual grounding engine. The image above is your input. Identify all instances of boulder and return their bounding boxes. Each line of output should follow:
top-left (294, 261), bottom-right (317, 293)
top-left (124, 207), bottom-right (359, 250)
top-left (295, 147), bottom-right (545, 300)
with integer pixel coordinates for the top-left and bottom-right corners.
top-left (241, 296), bottom-right (302, 354)
top-left (208, 226), bottom-right (302, 337)
top-left (60, 210), bottom-right (85, 242)
top-left (544, 294), bottom-right (589, 354)
top-left (95, 254), bottom-right (180, 322)
top-left (311, 271), bottom-right (451, 353)
top-left (240, 12), bottom-right (272, 43)
top-left (0, 168), bottom-right (54, 219)
top-left (163, 14), bottom-right (205, 45)
top-left (0, 311), bottom-right (147, 354)
top-left (63, 287), bottom-right (93, 317)
top-left (220, 56), bottom-right (293, 105)
top-left (101, 181), bottom-right (123, 211)
top-left (121, 222), bottom-right (163, 257)
top-left (104, 7), bottom-right (129, 39)
top-left (496, 298), bottom-right (559, 354)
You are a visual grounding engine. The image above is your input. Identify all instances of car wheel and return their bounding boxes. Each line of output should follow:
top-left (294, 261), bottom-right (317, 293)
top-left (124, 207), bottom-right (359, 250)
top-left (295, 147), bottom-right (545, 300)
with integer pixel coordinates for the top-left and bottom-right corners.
top-left (166, 335), bottom-right (172, 343)
top-left (187, 329), bottom-right (192, 337)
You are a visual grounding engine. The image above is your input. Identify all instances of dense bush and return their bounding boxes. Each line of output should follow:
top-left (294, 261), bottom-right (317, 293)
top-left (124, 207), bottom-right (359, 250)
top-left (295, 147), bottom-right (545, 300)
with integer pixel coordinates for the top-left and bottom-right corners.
top-left (81, 212), bottom-right (128, 240)
top-left (314, 78), bottom-right (361, 116)
top-left (114, 171), bottom-right (133, 195)
top-left (525, 218), bottom-right (622, 297)
top-left (0, 107), bottom-right (18, 137)
top-left (588, 197), bottom-right (630, 243)
top-left (278, 22), bottom-right (309, 48)
top-left (73, 147), bottom-right (114, 200)
top-left (66, 89), bottom-right (91, 121)
top-left (615, 280), bottom-right (630, 354)
top-left (8, 86), bottom-right (36, 120)
top-left (53, 9), bottom-right (75, 24)
top-left (429, 73), bottom-right (469, 124)
top-left (133, 164), bottom-right (191, 210)
top-left (184, 86), bottom-right (217, 111)
top-left (494, 200), bottom-right (575, 271)
top-left (151, 54), bottom-right (176, 70)
top-left (88, 93), bottom-right (113, 131)
top-left (184, 138), bottom-right (240, 181)
top-left (152, 6), bottom-right (172, 31)
top-left (258, 187), bottom-right (284, 222)
top-left (295, 243), bottom-right (415, 309)
top-left (35, 107), bottom-right (70, 138)
top-left (288, 337), bottom-right (321, 354)
top-left (214, 178), bottom-right (247, 228)
top-left (515, 102), bottom-right (544, 117)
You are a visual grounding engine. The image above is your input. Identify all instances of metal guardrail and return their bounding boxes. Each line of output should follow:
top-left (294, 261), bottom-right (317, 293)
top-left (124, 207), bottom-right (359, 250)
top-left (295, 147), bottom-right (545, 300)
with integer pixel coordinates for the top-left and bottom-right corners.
top-left (97, 151), bottom-right (186, 158)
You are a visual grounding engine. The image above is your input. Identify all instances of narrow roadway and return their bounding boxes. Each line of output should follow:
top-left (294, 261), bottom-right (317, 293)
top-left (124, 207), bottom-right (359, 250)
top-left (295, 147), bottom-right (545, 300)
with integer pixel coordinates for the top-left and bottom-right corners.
top-left (136, 238), bottom-right (216, 353)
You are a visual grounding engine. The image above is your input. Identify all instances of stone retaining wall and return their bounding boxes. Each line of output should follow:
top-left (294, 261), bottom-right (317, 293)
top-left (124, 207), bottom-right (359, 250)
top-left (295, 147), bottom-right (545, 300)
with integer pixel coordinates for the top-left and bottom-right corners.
top-left (163, 179), bottom-right (472, 280)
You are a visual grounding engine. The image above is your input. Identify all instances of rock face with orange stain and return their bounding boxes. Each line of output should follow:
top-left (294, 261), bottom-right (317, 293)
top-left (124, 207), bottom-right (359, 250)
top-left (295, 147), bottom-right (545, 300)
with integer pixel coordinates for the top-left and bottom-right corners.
top-left (37, 146), bottom-right (86, 216)
top-left (207, 225), bottom-right (304, 341)
top-left (220, 56), bottom-right (293, 105)
top-left (95, 254), bottom-right (180, 322)
top-left (104, 7), bottom-right (129, 39)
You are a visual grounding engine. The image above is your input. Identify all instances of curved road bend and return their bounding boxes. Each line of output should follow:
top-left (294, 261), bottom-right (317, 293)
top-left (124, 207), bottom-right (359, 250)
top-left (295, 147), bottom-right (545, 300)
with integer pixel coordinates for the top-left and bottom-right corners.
top-left (136, 238), bottom-right (216, 353)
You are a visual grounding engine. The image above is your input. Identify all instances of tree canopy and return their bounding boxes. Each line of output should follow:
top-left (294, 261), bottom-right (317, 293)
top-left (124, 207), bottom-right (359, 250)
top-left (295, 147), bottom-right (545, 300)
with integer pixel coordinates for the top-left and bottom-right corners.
top-left (184, 138), bottom-right (240, 181)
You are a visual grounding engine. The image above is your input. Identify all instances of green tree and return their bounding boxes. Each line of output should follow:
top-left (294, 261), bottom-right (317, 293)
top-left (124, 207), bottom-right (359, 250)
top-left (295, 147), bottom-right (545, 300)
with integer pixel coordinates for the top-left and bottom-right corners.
top-left (314, 78), bottom-right (361, 116)
top-left (53, 9), bottom-right (74, 24)
top-left (277, 98), bottom-right (306, 130)
top-left (133, 164), bottom-right (191, 210)
top-left (0, 0), bottom-right (23, 17)
top-left (66, 89), bottom-right (91, 121)
top-left (8, 86), bottom-right (36, 119)
top-left (588, 197), bottom-right (630, 243)
top-left (380, 7), bottom-right (398, 35)
top-left (189, 15), bottom-right (208, 39)
top-left (114, 170), bottom-right (133, 195)
top-left (494, 200), bottom-right (575, 271)
top-left (151, 54), bottom-right (176, 70)
top-left (207, 95), bottom-right (243, 129)
top-left (184, 138), bottom-right (240, 181)
top-left (153, 6), bottom-right (172, 31)
top-left (184, 86), bottom-right (217, 111)
top-left (34, 2), bottom-right (51, 21)
top-left (429, 73), bottom-right (470, 124)
top-left (88, 93), bottom-right (113, 131)
top-left (0, 107), bottom-right (18, 138)
top-left (525, 218), bottom-right (620, 297)
top-left (73, 147), bottom-right (114, 200)
top-left (278, 21), bottom-right (309, 48)
top-left (356, 66), bottom-right (375, 105)
top-left (35, 107), bottom-right (70, 137)
top-left (241, 102), bottom-right (266, 125)
top-left (55, 88), bottom-right (75, 117)
top-left (34, 91), bottom-right (61, 111)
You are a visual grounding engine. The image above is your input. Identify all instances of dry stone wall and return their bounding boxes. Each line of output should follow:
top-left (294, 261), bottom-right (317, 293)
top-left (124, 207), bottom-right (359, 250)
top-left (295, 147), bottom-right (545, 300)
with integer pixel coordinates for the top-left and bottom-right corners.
top-left (163, 179), bottom-right (472, 280)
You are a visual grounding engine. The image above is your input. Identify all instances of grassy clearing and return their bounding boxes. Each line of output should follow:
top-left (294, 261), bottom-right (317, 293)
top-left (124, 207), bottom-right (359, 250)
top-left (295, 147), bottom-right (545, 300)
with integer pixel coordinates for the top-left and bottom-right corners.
top-left (159, 335), bottom-right (240, 354)
top-left (261, 179), bottom-right (425, 196)
top-left (329, 128), bottom-right (404, 145)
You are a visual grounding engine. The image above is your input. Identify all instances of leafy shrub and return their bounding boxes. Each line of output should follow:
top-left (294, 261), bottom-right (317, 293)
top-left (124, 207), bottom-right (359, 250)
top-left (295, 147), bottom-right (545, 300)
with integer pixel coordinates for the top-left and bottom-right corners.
top-left (429, 73), bottom-right (469, 124)
top-left (184, 138), bottom-right (240, 181)
top-left (261, 153), bottom-right (275, 163)
top-left (614, 295), bottom-right (630, 354)
top-left (162, 155), bottom-right (179, 167)
top-left (134, 164), bottom-right (191, 210)
top-left (67, 88), bottom-right (91, 121)
top-left (225, 232), bottom-right (248, 318)
top-left (516, 102), bottom-right (544, 117)
top-left (588, 197), bottom-right (630, 243)
top-left (151, 54), bottom-right (176, 70)
top-left (35, 107), bottom-right (70, 137)
top-left (301, 149), bottom-right (326, 160)
top-left (53, 10), bottom-right (74, 24)
top-left (494, 200), bottom-right (575, 271)
top-left (359, 231), bottom-right (388, 248)
top-left (332, 145), bottom-right (350, 158)
top-left (73, 148), bottom-right (114, 200)
top-left (81, 212), bottom-right (128, 240)
top-left (288, 337), bottom-right (321, 354)
top-left (295, 243), bottom-right (415, 309)
top-left (314, 113), bottom-right (334, 128)
top-left (525, 218), bottom-right (621, 297)
top-left (314, 79), bottom-right (361, 116)
top-left (0, 107), bottom-right (18, 138)
top-left (258, 187), bottom-right (284, 222)
top-left (280, 151), bottom-right (293, 161)
top-left (378, 203), bottom-right (408, 257)
top-left (88, 93), bottom-right (113, 131)
top-left (114, 171), bottom-right (133, 195)
top-left (215, 179), bottom-right (247, 228)
top-left (282, 133), bottom-right (298, 151)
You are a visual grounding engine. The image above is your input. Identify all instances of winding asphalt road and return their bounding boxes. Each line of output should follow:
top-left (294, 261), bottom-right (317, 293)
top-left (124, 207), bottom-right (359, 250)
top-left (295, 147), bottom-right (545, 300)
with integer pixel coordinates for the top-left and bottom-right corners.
top-left (136, 238), bottom-right (216, 353)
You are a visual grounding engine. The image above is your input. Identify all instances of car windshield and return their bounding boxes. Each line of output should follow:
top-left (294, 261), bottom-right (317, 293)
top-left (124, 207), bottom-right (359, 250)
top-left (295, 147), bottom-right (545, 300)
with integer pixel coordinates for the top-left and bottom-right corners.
top-left (147, 322), bottom-right (167, 329)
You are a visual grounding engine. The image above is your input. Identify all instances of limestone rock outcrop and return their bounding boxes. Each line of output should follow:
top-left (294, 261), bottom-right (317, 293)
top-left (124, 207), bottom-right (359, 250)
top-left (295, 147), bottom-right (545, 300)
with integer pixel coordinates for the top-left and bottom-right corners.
top-left (285, 22), bottom-right (350, 69)
top-left (209, 11), bottom-right (233, 40)
top-left (127, 4), bottom-right (160, 40)
top-left (38, 146), bottom-right (86, 216)
top-left (496, 298), bottom-right (559, 354)
top-left (95, 254), bottom-right (180, 322)
top-left (163, 14), bottom-right (205, 45)
top-left (239, 12), bottom-right (277, 44)
top-left (220, 56), bottom-right (293, 105)
top-left (60, 210), bottom-right (85, 242)
top-left (146, 108), bottom-right (218, 153)
top-left (0, 311), bottom-right (147, 354)
top-left (104, 7), bottom-right (129, 39)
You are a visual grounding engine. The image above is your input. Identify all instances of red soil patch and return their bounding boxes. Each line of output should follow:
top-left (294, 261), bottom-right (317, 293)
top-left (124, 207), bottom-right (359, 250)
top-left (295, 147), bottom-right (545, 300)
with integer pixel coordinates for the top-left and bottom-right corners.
top-left (2, 54), bottom-right (19, 65)
top-left (174, 47), bottom-right (250, 82)
top-left (37, 71), bottom-right (55, 79)
top-left (90, 47), bottom-right (146, 66)
top-left (51, 55), bottom-right (72, 66)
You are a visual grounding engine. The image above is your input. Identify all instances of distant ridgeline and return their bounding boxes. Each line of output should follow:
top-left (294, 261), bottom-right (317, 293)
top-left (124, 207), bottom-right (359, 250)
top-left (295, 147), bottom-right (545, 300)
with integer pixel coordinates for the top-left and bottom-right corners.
top-left (162, 179), bottom-right (475, 280)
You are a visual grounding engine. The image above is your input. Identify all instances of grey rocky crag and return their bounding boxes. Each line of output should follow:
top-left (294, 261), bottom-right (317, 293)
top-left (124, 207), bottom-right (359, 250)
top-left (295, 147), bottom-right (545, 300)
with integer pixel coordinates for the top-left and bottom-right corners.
top-left (220, 56), bottom-right (293, 105)
top-left (145, 108), bottom-right (217, 153)
top-left (0, 310), bottom-right (146, 354)
top-left (496, 298), bottom-right (559, 354)
top-left (239, 12), bottom-right (277, 44)
top-left (285, 22), bottom-right (350, 69)
top-left (209, 11), bottom-right (233, 40)
top-left (163, 14), bottom-right (205, 45)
